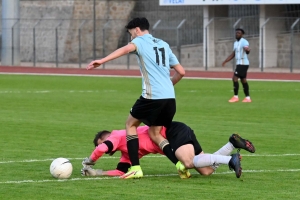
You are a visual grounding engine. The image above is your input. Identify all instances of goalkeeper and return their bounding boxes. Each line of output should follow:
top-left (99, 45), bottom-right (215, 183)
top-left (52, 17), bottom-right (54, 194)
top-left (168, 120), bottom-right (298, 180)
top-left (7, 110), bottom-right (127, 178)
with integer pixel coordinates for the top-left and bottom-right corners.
top-left (82, 121), bottom-right (255, 178)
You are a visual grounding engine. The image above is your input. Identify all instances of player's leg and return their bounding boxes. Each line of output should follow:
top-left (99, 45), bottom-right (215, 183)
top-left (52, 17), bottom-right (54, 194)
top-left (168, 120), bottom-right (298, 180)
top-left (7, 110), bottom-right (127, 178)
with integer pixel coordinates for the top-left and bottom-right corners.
top-left (229, 66), bottom-right (240, 102)
top-left (176, 128), bottom-right (242, 178)
top-left (214, 133), bottom-right (255, 156)
top-left (175, 144), bottom-right (195, 169)
top-left (240, 65), bottom-right (251, 102)
top-left (241, 78), bottom-right (251, 102)
top-left (120, 97), bottom-right (145, 179)
top-left (148, 126), bottom-right (179, 166)
top-left (229, 133), bottom-right (256, 153)
top-left (148, 99), bottom-right (182, 171)
top-left (213, 141), bottom-right (235, 156)
top-left (120, 114), bottom-right (143, 179)
top-left (193, 153), bottom-right (242, 178)
top-left (167, 122), bottom-right (201, 178)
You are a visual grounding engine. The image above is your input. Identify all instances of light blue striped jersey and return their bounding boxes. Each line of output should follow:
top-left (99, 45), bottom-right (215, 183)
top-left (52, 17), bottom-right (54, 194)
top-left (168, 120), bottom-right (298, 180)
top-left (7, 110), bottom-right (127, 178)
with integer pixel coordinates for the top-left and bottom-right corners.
top-left (131, 34), bottom-right (179, 99)
top-left (233, 38), bottom-right (250, 65)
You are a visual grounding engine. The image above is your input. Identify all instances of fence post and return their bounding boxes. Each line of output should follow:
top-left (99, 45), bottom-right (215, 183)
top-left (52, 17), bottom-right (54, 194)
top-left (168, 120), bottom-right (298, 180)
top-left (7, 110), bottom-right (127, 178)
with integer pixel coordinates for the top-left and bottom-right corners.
top-left (93, 0), bottom-right (96, 61)
top-left (33, 19), bottom-right (41, 67)
top-left (204, 18), bottom-right (214, 71)
top-left (290, 18), bottom-right (300, 73)
top-left (11, 19), bottom-right (19, 66)
top-left (102, 21), bottom-right (109, 69)
top-left (260, 18), bottom-right (270, 72)
top-left (176, 19), bottom-right (186, 64)
top-left (78, 20), bottom-right (86, 68)
top-left (152, 19), bottom-right (161, 36)
top-left (55, 20), bottom-right (63, 68)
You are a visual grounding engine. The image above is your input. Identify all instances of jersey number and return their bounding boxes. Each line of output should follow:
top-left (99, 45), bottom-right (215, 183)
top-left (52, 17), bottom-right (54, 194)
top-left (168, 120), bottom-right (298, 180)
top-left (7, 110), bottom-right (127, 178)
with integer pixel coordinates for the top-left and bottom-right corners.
top-left (153, 47), bottom-right (166, 66)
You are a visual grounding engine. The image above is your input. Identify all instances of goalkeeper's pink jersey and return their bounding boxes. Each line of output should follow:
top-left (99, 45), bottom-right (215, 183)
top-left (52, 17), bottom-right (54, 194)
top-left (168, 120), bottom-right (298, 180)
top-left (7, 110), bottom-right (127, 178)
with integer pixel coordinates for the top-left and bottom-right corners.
top-left (90, 126), bottom-right (166, 163)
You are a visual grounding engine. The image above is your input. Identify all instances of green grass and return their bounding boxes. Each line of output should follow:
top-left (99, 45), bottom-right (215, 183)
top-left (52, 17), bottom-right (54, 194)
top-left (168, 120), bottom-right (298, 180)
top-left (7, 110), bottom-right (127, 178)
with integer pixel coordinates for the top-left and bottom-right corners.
top-left (0, 74), bottom-right (299, 200)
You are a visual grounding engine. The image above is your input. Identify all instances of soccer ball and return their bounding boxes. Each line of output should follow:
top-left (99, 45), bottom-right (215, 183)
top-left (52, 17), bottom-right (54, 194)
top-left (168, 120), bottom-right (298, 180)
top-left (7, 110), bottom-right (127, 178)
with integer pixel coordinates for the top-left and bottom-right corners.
top-left (50, 158), bottom-right (73, 179)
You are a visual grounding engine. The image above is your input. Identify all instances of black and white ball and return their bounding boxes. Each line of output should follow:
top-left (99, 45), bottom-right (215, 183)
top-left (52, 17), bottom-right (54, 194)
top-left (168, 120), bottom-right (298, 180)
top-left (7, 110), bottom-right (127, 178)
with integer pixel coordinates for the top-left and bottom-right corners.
top-left (50, 158), bottom-right (73, 179)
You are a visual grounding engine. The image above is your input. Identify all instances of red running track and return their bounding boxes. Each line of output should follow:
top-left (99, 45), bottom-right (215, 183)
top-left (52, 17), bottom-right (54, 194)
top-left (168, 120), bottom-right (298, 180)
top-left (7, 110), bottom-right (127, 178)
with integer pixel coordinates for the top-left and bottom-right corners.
top-left (0, 66), bottom-right (299, 81)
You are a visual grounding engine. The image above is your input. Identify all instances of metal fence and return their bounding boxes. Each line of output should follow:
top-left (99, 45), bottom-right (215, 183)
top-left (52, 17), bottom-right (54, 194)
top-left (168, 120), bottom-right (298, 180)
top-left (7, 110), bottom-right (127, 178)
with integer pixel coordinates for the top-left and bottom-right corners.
top-left (1, 17), bottom-right (300, 72)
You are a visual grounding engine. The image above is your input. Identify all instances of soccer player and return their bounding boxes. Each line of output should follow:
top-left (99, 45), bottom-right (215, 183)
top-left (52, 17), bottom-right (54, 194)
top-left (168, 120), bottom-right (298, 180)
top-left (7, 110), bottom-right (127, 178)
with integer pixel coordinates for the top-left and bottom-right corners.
top-left (222, 28), bottom-right (252, 103)
top-left (85, 17), bottom-right (186, 179)
top-left (81, 121), bottom-right (255, 179)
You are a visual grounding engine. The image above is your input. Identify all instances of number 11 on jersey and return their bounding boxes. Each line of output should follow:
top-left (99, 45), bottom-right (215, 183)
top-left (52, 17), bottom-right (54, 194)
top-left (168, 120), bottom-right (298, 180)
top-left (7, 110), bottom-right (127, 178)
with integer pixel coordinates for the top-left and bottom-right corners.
top-left (153, 47), bottom-right (166, 66)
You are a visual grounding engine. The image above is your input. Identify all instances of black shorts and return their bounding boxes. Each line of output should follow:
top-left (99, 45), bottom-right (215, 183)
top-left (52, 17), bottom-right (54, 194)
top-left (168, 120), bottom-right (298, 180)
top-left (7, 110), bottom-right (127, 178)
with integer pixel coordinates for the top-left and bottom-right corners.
top-left (234, 65), bottom-right (249, 79)
top-left (166, 121), bottom-right (202, 154)
top-left (130, 96), bottom-right (176, 127)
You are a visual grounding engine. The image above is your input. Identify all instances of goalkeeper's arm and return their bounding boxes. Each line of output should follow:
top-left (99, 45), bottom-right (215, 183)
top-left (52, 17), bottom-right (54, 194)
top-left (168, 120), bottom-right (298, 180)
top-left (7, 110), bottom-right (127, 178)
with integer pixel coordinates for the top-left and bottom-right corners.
top-left (81, 162), bottom-right (130, 177)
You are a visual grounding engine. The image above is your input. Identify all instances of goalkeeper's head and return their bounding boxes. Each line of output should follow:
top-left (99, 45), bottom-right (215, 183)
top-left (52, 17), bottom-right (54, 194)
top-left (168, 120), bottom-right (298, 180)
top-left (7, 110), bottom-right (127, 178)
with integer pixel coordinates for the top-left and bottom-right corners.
top-left (93, 130), bottom-right (111, 147)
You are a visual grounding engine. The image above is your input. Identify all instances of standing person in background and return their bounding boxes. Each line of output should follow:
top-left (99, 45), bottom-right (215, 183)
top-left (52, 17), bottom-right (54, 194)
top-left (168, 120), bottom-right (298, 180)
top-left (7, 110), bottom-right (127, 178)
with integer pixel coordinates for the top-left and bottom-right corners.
top-left (83, 17), bottom-right (186, 179)
top-left (222, 28), bottom-right (251, 103)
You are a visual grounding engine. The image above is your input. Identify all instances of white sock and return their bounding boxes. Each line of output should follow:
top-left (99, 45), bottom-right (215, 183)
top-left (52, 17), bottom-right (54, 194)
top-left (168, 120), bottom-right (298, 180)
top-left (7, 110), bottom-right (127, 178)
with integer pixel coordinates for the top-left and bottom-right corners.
top-left (193, 154), bottom-right (231, 168)
top-left (234, 95), bottom-right (238, 98)
top-left (246, 96), bottom-right (251, 100)
top-left (213, 142), bottom-right (235, 156)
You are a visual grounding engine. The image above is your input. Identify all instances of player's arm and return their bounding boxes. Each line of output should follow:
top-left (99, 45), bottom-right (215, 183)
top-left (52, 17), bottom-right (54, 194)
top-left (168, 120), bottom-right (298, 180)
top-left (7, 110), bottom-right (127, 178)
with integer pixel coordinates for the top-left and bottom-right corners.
top-left (222, 51), bottom-right (235, 67)
top-left (86, 43), bottom-right (136, 70)
top-left (82, 153), bottom-right (131, 177)
top-left (168, 49), bottom-right (185, 85)
top-left (171, 64), bottom-right (185, 85)
top-left (82, 140), bottom-right (114, 167)
top-left (81, 162), bottom-right (130, 177)
top-left (104, 162), bottom-right (130, 176)
top-left (243, 41), bottom-right (251, 54)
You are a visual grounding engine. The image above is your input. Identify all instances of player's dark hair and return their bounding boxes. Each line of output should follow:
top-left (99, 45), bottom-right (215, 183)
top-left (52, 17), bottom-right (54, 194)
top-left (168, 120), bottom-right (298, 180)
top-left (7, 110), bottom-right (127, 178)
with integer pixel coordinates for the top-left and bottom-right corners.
top-left (93, 130), bottom-right (111, 147)
top-left (125, 17), bottom-right (150, 31)
top-left (236, 28), bottom-right (245, 34)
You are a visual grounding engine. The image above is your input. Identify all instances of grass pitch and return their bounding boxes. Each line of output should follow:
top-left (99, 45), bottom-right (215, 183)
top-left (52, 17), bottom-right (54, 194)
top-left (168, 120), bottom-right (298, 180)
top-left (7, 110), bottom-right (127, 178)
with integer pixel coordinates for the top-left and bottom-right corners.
top-left (0, 74), bottom-right (299, 200)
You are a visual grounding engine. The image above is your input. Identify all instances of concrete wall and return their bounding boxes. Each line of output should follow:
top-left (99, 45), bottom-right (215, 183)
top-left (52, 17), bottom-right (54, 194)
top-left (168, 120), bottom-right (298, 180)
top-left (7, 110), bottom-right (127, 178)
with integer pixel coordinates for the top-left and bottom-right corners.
top-left (277, 33), bottom-right (300, 68)
top-left (263, 5), bottom-right (286, 68)
top-left (1, 2), bottom-right (297, 68)
top-left (174, 44), bottom-right (203, 68)
top-left (1, 1), bottom-right (135, 63)
top-left (19, 1), bottom-right (74, 63)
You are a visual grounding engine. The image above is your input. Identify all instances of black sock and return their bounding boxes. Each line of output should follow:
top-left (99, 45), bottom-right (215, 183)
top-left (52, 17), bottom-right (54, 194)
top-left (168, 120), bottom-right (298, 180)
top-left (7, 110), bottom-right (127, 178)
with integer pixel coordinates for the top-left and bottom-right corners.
top-left (126, 135), bottom-right (139, 166)
top-left (242, 82), bottom-right (250, 96)
top-left (233, 81), bottom-right (239, 96)
top-left (159, 140), bottom-right (178, 165)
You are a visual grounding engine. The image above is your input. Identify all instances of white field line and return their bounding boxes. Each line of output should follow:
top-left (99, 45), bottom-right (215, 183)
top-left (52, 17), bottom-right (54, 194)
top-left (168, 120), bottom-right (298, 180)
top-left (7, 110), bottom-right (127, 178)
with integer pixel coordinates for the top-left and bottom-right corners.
top-left (0, 154), bottom-right (299, 164)
top-left (0, 72), bottom-right (300, 82)
top-left (1, 88), bottom-right (300, 94)
top-left (0, 90), bottom-right (118, 93)
top-left (1, 169), bottom-right (300, 184)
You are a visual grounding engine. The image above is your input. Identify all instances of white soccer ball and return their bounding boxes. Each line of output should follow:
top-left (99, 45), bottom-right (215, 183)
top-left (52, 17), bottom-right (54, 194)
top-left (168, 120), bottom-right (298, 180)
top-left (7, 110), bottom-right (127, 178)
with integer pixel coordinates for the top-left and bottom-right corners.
top-left (50, 158), bottom-right (73, 179)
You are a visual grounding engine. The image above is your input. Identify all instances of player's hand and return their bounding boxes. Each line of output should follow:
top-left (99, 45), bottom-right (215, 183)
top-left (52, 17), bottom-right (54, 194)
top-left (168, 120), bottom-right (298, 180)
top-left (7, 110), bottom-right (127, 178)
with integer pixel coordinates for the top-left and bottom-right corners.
top-left (222, 61), bottom-right (226, 67)
top-left (86, 60), bottom-right (102, 70)
top-left (244, 46), bottom-right (251, 52)
top-left (82, 157), bottom-right (96, 168)
top-left (81, 166), bottom-right (103, 176)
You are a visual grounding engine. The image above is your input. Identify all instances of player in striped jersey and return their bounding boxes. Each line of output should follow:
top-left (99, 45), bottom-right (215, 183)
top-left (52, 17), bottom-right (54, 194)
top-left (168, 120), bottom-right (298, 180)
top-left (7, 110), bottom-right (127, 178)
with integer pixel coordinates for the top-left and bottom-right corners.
top-left (86, 18), bottom-right (186, 179)
top-left (222, 28), bottom-right (252, 103)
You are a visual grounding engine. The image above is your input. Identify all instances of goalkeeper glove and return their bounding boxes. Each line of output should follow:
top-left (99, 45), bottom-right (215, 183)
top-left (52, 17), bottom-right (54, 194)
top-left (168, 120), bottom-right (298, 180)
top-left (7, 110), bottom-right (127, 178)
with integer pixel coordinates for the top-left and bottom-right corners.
top-left (81, 166), bottom-right (103, 177)
top-left (82, 157), bottom-right (96, 168)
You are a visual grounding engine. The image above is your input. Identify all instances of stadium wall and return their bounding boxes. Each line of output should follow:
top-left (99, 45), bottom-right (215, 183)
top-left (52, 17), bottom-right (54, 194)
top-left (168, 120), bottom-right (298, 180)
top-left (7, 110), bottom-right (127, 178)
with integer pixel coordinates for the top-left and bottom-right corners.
top-left (1, 1), bottom-right (299, 69)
